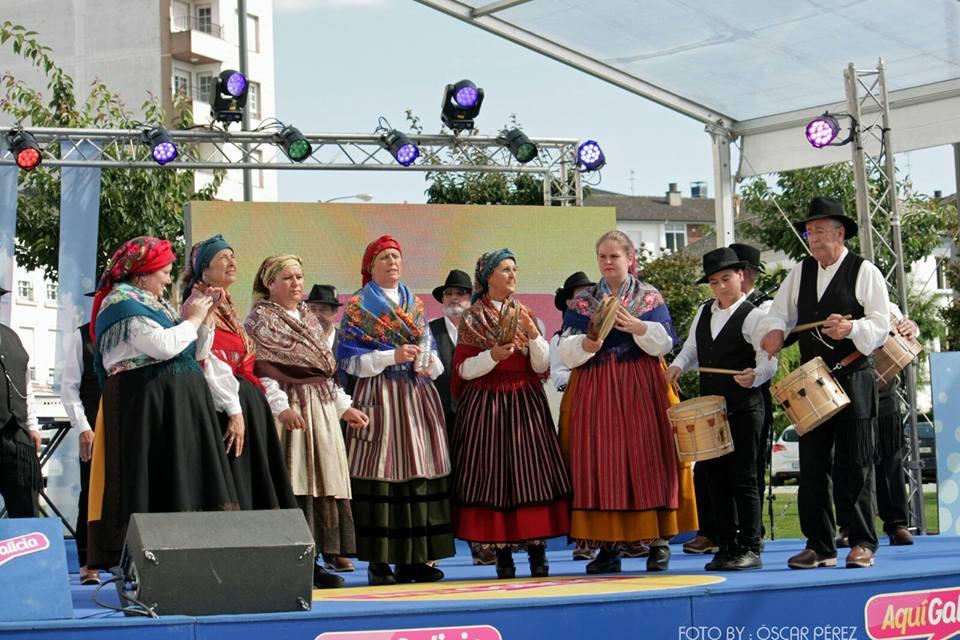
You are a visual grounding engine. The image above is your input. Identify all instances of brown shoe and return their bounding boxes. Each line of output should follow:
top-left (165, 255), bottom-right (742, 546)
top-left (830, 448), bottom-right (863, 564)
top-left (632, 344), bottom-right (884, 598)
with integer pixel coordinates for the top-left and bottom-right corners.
top-left (572, 545), bottom-right (595, 561)
top-left (79, 567), bottom-right (101, 586)
top-left (888, 527), bottom-right (914, 546)
top-left (323, 555), bottom-right (356, 572)
top-left (683, 536), bottom-right (719, 554)
top-left (846, 545), bottom-right (875, 568)
top-left (787, 548), bottom-right (837, 569)
top-left (622, 542), bottom-right (650, 558)
top-left (835, 528), bottom-right (849, 549)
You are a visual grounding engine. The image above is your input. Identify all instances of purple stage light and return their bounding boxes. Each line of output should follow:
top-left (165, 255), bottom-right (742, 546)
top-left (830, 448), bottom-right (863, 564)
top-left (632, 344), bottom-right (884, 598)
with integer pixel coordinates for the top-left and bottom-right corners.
top-left (577, 140), bottom-right (605, 171)
top-left (454, 85), bottom-right (479, 108)
top-left (805, 114), bottom-right (839, 148)
top-left (226, 72), bottom-right (247, 98)
top-left (151, 141), bottom-right (178, 165)
top-left (395, 143), bottom-right (419, 166)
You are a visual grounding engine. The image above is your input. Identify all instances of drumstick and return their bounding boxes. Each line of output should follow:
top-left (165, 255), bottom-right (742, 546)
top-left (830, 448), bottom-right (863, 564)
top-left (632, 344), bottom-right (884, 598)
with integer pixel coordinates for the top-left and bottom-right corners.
top-left (694, 367), bottom-right (748, 376)
top-left (788, 314), bottom-right (852, 335)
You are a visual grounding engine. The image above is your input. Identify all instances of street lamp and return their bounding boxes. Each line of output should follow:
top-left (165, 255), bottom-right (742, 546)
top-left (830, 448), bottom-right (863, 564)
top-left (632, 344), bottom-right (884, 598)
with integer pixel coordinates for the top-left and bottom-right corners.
top-left (321, 194), bottom-right (374, 203)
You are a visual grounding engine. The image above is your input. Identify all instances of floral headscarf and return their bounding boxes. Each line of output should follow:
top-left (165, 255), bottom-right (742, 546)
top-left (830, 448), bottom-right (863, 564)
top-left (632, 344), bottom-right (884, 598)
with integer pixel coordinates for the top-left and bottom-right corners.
top-left (361, 235), bottom-right (402, 287)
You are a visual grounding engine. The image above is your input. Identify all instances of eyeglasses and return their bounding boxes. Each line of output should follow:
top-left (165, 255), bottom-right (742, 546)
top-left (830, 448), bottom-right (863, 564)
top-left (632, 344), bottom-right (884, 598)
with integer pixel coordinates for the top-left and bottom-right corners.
top-left (803, 226), bottom-right (841, 240)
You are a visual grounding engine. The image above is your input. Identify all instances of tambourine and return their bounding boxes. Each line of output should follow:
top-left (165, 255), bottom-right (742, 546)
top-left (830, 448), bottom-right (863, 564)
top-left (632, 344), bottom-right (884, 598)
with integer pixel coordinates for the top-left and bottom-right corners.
top-left (498, 298), bottom-right (521, 346)
top-left (587, 296), bottom-right (620, 342)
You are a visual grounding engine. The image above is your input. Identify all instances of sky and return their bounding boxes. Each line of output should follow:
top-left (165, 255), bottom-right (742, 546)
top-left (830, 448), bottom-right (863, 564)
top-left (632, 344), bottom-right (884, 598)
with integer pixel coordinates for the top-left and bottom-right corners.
top-left (273, 0), bottom-right (958, 205)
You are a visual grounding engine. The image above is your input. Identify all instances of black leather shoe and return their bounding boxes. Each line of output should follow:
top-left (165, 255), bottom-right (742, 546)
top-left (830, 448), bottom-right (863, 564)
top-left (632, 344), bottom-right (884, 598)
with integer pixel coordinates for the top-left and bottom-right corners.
top-left (528, 545), bottom-right (549, 578)
top-left (395, 563), bottom-right (444, 583)
top-left (314, 564), bottom-right (345, 588)
top-left (367, 562), bottom-right (397, 586)
top-left (495, 548), bottom-right (516, 579)
top-left (586, 547), bottom-right (621, 574)
top-left (704, 547), bottom-right (731, 571)
top-left (717, 550), bottom-right (762, 571)
top-left (646, 545), bottom-right (670, 572)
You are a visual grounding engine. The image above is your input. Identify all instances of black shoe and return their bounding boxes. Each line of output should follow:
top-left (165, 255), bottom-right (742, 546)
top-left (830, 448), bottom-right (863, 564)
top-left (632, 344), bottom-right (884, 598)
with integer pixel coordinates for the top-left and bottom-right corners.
top-left (367, 562), bottom-right (397, 586)
top-left (704, 547), bottom-right (732, 571)
top-left (395, 563), bottom-right (444, 583)
top-left (586, 547), bottom-right (621, 574)
top-left (720, 550), bottom-right (762, 571)
top-left (646, 545), bottom-right (670, 572)
top-left (528, 545), bottom-right (549, 578)
top-left (314, 564), bottom-right (345, 588)
top-left (495, 548), bottom-right (516, 579)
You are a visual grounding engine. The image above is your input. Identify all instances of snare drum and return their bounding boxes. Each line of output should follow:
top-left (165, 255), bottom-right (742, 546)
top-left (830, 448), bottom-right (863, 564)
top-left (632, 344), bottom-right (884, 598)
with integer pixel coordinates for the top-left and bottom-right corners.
top-left (873, 332), bottom-right (923, 386)
top-left (668, 395), bottom-right (734, 462)
top-left (771, 356), bottom-right (850, 436)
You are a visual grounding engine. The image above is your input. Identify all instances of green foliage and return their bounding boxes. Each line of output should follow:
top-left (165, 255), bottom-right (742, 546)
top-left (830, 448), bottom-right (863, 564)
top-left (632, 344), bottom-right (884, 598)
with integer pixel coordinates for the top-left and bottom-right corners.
top-left (0, 21), bottom-right (224, 279)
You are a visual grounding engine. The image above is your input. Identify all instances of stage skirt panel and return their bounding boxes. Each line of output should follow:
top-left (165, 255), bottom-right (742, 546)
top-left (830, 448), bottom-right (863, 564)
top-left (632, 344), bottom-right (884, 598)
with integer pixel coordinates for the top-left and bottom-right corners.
top-left (86, 366), bottom-right (239, 569)
top-left (221, 377), bottom-right (297, 511)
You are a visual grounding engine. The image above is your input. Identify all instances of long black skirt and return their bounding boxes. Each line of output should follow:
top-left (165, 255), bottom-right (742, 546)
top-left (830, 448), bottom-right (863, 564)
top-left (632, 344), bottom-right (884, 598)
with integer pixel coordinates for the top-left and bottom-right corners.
top-left (220, 377), bottom-right (297, 510)
top-left (87, 366), bottom-right (240, 569)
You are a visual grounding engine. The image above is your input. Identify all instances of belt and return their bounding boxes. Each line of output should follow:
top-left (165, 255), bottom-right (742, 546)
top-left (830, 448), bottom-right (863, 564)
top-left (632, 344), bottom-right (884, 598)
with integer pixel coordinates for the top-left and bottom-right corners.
top-left (831, 350), bottom-right (865, 373)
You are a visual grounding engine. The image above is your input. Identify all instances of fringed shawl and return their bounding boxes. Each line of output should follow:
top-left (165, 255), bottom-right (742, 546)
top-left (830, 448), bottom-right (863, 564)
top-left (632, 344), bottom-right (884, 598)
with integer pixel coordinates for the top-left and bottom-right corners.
top-left (211, 292), bottom-right (264, 393)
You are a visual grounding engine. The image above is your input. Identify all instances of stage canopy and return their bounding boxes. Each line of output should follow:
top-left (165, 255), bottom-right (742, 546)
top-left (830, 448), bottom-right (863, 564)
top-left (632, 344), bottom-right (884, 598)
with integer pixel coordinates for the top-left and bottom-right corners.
top-left (415, 0), bottom-right (960, 178)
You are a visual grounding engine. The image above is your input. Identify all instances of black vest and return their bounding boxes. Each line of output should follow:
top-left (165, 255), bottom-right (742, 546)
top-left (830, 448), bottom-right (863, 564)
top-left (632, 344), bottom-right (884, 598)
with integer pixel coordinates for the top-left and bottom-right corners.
top-left (695, 299), bottom-right (762, 411)
top-left (0, 324), bottom-right (31, 432)
top-left (77, 323), bottom-right (103, 428)
top-left (429, 317), bottom-right (457, 417)
top-left (797, 252), bottom-right (866, 370)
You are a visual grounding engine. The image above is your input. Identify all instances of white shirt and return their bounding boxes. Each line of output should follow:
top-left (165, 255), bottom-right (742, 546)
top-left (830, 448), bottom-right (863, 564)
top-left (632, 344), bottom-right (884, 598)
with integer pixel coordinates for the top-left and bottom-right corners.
top-left (548, 332), bottom-right (571, 391)
top-left (60, 328), bottom-right (92, 433)
top-left (443, 315), bottom-right (459, 346)
top-left (0, 328), bottom-right (38, 432)
top-left (254, 307), bottom-right (354, 418)
top-left (338, 287), bottom-right (444, 381)
top-left (99, 317), bottom-right (213, 372)
top-left (456, 299), bottom-right (550, 380)
top-left (558, 312), bottom-right (674, 369)
top-left (753, 248), bottom-right (890, 355)
top-left (670, 295), bottom-right (777, 387)
top-left (743, 288), bottom-right (773, 313)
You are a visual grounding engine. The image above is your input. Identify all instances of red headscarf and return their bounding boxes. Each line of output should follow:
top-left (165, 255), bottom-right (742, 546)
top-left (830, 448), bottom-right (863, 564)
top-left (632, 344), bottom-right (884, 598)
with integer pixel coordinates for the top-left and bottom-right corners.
top-left (361, 235), bottom-right (402, 287)
top-left (89, 236), bottom-right (176, 340)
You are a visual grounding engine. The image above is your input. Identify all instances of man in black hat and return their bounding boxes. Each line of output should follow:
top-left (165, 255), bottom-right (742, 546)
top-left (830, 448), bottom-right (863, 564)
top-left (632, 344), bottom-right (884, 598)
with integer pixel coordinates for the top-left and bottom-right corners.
top-left (666, 248), bottom-right (776, 570)
top-left (305, 284), bottom-right (342, 349)
top-left (0, 286), bottom-right (42, 520)
top-left (756, 196), bottom-right (890, 569)
top-left (61, 291), bottom-right (102, 584)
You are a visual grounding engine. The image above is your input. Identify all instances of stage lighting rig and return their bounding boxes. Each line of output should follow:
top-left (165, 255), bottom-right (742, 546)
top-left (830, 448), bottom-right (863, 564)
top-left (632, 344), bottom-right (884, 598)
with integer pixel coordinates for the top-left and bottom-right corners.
top-left (381, 129), bottom-right (420, 166)
top-left (210, 70), bottom-right (248, 126)
top-left (276, 125), bottom-right (311, 162)
top-left (5, 127), bottom-right (42, 171)
top-left (499, 129), bottom-right (537, 164)
top-left (576, 140), bottom-right (605, 172)
top-left (441, 79), bottom-right (484, 131)
top-left (804, 112), bottom-right (855, 148)
top-left (143, 127), bottom-right (178, 165)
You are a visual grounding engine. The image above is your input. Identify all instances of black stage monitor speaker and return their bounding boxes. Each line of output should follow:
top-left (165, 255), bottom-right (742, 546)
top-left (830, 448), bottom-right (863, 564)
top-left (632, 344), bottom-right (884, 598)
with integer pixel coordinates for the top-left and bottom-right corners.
top-left (117, 509), bottom-right (314, 616)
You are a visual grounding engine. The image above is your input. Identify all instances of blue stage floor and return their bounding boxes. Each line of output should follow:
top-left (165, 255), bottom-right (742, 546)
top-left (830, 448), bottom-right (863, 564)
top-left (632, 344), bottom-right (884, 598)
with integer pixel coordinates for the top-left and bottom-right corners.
top-left (4, 536), bottom-right (960, 640)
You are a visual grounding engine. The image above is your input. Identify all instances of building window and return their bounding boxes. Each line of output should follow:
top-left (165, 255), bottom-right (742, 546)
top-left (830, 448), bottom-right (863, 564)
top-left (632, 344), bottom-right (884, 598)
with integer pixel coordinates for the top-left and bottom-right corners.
top-left (248, 81), bottom-right (260, 119)
top-left (174, 71), bottom-right (190, 98)
top-left (664, 222), bottom-right (686, 252)
top-left (17, 280), bottom-right (33, 301)
top-left (47, 368), bottom-right (55, 385)
top-left (46, 283), bottom-right (57, 302)
top-left (197, 5), bottom-right (213, 34)
top-left (252, 149), bottom-right (264, 188)
top-left (29, 366), bottom-right (36, 382)
top-left (936, 257), bottom-right (949, 290)
top-left (246, 14), bottom-right (260, 53)
top-left (197, 73), bottom-right (215, 103)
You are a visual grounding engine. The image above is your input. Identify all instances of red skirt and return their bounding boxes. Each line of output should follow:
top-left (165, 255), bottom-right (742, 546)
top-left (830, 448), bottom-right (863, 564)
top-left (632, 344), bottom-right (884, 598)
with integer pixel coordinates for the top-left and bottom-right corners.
top-left (455, 500), bottom-right (570, 543)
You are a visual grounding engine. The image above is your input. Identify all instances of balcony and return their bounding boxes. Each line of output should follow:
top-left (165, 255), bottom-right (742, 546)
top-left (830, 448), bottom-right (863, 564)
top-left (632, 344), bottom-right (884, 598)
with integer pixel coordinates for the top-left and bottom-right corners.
top-left (170, 16), bottom-right (232, 65)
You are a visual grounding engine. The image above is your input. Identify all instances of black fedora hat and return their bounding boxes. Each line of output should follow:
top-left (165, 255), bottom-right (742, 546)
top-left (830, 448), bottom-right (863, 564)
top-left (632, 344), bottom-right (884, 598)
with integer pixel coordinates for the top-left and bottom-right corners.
top-left (729, 243), bottom-right (764, 273)
top-left (697, 247), bottom-right (747, 284)
top-left (793, 196), bottom-right (858, 238)
top-left (554, 271), bottom-right (595, 311)
top-left (432, 269), bottom-right (472, 303)
top-left (306, 284), bottom-right (341, 307)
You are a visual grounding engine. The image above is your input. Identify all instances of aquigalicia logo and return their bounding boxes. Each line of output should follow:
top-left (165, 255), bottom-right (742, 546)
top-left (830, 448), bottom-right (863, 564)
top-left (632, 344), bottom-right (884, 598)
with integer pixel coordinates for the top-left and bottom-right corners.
top-left (0, 532), bottom-right (50, 567)
top-left (866, 587), bottom-right (960, 640)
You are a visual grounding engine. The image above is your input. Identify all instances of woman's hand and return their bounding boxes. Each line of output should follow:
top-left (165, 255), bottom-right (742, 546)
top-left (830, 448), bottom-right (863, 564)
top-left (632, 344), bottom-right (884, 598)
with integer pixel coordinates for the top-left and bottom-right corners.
top-left (518, 309), bottom-right (540, 340)
top-left (278, 408), bottom-right (306, 431)
top-left (614, 308), bottom-right (646, 336)
top-left (733, 368), bottom-right (756, 389)
top-left (224, 413), bottom-right (245, 457)
top-left (182, 290), bottom-right (215, 326)
top-left (664, 366), bottom-right (682, 386)
top-left (394, 344), bottom-right (420, 364)
top-left (491, 343), bottom-right (515, 362)
top-left (342, 407), bottom-right (369, 429)
top-left (582, 337), bottom-right (603, 353)
top-left (79, 430), bottom-right (95, 462)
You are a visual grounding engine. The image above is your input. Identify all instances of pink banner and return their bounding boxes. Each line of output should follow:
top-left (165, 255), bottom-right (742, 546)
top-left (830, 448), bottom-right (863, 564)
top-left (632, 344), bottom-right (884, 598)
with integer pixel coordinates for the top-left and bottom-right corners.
top-left (866, 587), bottom-right (960, 640)
top-left (0, 532), bottom-right (50, 567)
top-left (316, 625), bottom-right (502, 640)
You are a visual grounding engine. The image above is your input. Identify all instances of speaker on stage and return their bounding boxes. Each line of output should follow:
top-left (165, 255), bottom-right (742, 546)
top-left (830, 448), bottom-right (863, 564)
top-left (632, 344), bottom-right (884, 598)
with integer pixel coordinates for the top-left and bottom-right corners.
top-left (117, 509), bottom-right (314, 616)
top-left (0, 517), bottom-right (73, 621)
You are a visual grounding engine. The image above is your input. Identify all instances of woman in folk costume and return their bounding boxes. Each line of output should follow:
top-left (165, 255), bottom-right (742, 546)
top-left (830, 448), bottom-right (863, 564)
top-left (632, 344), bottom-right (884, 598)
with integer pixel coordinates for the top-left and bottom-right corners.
top-left (337, 235), bottom-right (455, 586)
top-left (86, 236), bottom-right (239, 569)
top-left (558, 229), bottom-right (691, 574)
top-left (244, 255), bottom-right (367, 589)
top-left (451, 249), bottom-right (571, 579)
top-left (181, 236), bottom-right (297, 512)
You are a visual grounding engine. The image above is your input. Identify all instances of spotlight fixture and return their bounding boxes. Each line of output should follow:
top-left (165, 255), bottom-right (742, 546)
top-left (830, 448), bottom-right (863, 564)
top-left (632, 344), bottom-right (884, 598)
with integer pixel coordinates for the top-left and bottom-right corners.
top-left (5, 128), bottom-right (42, 171)
top-left (805, 113), bottom-right (840, 148)
top-left (499, 128), bottom-right (538, 164)
top-left (576, 140), bottom-right (605, 172)
top-left (143, 127), bottom-right (178, 165)
top-left (210, 69), bottom-right (248, 125)
top-left (277, 125), bottom-right (311, 162)
top-left (380, 129), bottom-right (420, 166)
top-left (441, 79), bottom-right (484, 131)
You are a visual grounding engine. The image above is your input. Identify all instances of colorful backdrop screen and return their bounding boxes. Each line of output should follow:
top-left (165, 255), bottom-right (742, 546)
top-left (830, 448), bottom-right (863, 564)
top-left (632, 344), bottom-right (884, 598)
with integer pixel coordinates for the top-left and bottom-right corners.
top-left (186, 202), bottom-right (616, 335)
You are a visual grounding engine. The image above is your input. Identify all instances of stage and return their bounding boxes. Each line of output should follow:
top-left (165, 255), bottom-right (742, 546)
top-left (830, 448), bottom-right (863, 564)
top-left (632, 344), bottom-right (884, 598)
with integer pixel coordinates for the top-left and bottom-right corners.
top-left (2, 537), bottom-right (958, 640)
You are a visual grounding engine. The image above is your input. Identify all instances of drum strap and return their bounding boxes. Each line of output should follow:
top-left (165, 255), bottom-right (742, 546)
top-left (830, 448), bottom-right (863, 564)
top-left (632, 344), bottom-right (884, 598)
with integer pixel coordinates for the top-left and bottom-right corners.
top-left (831, 350), bottom-right (863, 372)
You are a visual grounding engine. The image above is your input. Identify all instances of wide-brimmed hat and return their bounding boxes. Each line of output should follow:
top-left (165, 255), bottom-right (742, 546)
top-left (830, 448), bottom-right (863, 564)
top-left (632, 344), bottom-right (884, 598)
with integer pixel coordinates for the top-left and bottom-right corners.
top-left (306, 284), bottom-right (341, 307)
top-left (697, 247), bottom-right (747, 284)
top-left (793, 196), bottom-right (858, 239)
top-left (554, 271), bottom-right (595, 311)
top-left (432, 269), bottom-right (472, 303)
top-left (728, 243), bottom-right (764, 273)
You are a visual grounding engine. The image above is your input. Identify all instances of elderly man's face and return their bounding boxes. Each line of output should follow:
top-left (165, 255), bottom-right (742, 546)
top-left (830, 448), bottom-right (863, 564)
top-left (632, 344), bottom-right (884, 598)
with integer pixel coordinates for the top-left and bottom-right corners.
top-left (442, 287), bottom-right (471, 321)
top-left (805, 220), bottom-right (845, 266)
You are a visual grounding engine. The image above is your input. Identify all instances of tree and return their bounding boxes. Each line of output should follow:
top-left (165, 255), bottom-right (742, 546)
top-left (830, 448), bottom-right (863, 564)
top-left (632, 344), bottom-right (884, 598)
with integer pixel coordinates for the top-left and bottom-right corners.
top-left (0, 22), bottom-right (224, 279)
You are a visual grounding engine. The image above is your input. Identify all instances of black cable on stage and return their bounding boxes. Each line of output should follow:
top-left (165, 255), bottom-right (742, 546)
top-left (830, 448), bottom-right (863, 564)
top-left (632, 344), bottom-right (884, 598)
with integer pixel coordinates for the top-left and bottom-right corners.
top-left (91, 576), bottom-right (159, 618)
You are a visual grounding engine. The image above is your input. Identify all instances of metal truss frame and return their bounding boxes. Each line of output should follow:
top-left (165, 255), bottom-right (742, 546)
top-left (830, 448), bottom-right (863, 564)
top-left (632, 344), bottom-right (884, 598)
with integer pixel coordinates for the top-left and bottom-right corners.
top-left (0, 127), bottom-right (584, 206)
top-left (845, 61), bottom-right (926, 534)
